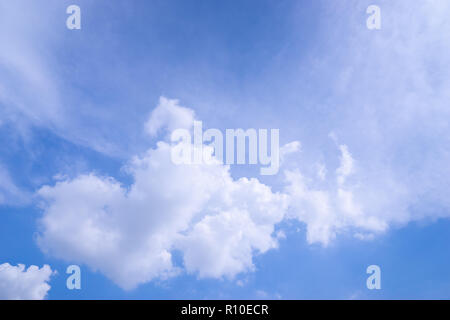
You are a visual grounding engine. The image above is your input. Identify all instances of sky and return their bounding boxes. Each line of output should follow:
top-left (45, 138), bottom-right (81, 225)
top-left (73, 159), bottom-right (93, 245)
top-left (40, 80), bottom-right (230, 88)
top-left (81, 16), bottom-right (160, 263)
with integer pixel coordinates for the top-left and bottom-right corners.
top-left (1, 0), bottom-right (450, 299)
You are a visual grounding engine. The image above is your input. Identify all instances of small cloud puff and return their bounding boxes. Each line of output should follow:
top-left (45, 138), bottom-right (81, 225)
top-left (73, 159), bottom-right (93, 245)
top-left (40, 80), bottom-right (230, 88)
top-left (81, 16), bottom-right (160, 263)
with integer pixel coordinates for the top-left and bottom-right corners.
top-left (0, 263), bottom-right (54, 300)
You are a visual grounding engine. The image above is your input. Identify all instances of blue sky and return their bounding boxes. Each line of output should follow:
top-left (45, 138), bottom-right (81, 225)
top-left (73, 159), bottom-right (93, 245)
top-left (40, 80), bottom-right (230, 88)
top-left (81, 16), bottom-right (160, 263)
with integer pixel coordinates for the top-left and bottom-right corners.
top-left (1, 0), bottom-right (450, 299)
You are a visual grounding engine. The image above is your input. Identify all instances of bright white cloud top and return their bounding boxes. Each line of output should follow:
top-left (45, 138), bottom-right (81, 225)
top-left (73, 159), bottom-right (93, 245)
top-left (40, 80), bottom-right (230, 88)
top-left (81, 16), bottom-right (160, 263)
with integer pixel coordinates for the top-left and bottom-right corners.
top-left (0, 263), bottom-right (53, 300)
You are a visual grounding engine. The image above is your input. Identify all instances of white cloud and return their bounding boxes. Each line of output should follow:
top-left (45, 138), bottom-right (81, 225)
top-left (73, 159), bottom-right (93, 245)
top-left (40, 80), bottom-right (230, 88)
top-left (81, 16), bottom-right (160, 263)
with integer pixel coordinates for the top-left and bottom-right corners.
top-left (33, 96), bottom-right (422, 289)
top-left (274, 0), bottom-right (450, 246)
top-left (0, 263), bottom-right (53, 300)
top-left (145, 97), bottom-right (195, 137)
top-left (37, 102), bottom-right (288, 289)
top-left (42, 97), bottom-right (387, 287)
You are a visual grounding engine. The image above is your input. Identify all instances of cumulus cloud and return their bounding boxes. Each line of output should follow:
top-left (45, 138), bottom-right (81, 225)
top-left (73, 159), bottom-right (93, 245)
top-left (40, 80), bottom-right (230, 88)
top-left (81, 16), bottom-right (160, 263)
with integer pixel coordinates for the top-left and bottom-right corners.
top-left (0, 263), bottom-right (53, 300)
top-left (41, 97), bottom-right (384, 288)
top-left (33, 96), bottom-right (417, 290)
top-left (37, 101), bottom-right (288, 289)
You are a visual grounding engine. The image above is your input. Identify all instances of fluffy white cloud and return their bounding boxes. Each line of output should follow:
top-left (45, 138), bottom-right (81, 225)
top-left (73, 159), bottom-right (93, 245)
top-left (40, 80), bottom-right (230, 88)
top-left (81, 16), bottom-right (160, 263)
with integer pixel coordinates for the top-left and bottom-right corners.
top-left (179, 177), bottom-right (287, 278)
top-left (0, 263), bottom-right (53, 300)
top-left (37, 103), bottom-right (288, 289)
top-left (33, 97), bottom-right (410, 289)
